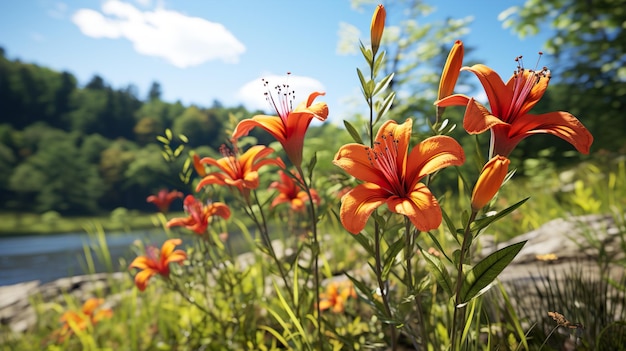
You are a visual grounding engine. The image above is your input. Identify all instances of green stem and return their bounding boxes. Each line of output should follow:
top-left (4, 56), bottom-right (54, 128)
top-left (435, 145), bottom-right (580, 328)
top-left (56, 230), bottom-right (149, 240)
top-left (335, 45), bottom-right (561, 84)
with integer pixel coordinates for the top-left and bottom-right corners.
top-left (374, 223), bottom-right (397, 350)
top-left (403, 219), bottom-right (427, 347)
top-left (248, 191), bottom-right (295, 306)
top-left (295, 165), bottom-right (322, 347)
top-left (451, 210), bottom-right (478, 351)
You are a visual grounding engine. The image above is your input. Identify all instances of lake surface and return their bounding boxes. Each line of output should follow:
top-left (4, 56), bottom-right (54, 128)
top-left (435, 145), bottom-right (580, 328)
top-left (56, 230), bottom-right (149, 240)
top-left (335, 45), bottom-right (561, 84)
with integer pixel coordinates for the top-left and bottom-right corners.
top-left (0, 230), bottom-right (171, 286)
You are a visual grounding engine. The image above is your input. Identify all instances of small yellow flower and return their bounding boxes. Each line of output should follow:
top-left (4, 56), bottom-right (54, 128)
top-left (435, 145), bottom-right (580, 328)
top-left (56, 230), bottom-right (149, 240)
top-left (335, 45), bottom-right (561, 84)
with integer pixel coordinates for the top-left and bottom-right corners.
top-left (370, 4), bottom-right (386, 56)
top-left (471, 155), bottom-right (510, 211)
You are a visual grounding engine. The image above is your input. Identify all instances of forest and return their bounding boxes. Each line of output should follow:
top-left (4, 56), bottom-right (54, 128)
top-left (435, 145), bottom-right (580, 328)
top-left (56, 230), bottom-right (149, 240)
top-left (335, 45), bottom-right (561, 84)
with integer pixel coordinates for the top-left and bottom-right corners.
top-left (0, 47), bottom-right (282, 215)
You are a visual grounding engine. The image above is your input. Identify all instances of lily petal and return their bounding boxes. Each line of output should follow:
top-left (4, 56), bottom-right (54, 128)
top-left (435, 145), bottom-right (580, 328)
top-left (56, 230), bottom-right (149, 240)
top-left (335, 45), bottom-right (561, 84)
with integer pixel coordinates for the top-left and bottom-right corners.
top-left (232, 115), bottom-right (287, 143)
top-left (462, 64), bottom-right (511, 117)
top-left (406, 135), bottom-right (465, 187)
top-left (161, 238), bottom-right (182, 259)
top-left (333, 143), bottom-right (390, 188)
top-left (134, 269), bottom-right (156, 292)
top-left (463, 98), bottom-right (508, 134)
top-left (387, 183), bottom-right (442, 232)
top-left (509, 111), bottom-right (594, 154)
top-left (129, 256), bottom-right (154, 270)
top-left (340, 183), bottom-right (389, 234)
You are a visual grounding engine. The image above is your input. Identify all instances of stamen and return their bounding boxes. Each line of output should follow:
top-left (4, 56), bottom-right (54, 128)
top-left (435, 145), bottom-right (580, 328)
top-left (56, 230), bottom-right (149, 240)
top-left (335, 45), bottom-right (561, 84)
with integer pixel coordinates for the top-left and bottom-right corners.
top-left (219, 144), bottom-right (240, 176)
top-left (365, 132), bottom-right (404, 195)
top-left (504, 53), bottom-right (550, 121)
top-left (263, 73), bottom-right (296, 121)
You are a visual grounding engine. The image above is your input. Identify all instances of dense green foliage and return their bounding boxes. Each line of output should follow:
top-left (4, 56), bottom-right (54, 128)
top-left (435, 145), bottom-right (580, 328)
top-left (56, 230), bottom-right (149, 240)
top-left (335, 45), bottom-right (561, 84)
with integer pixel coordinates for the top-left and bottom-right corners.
top-left (0, 49), bottom-right (277, 215)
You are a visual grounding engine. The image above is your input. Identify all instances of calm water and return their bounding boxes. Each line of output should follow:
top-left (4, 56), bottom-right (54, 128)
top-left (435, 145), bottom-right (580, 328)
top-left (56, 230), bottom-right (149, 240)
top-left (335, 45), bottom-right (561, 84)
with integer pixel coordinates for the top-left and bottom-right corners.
top-left (0, 230), bottom-right (170, 286)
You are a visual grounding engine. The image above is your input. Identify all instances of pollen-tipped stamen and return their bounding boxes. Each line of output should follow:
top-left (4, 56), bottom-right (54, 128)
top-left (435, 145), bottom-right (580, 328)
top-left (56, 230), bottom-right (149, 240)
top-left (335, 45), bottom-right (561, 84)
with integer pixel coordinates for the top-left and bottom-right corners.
top-left (365, 132), bottom-right (404, 195)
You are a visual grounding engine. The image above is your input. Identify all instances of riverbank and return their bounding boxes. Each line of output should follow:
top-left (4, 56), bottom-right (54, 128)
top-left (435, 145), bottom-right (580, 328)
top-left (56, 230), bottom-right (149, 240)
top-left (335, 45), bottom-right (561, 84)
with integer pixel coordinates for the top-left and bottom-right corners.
top-left (0, 211), bottom-right (180, 237)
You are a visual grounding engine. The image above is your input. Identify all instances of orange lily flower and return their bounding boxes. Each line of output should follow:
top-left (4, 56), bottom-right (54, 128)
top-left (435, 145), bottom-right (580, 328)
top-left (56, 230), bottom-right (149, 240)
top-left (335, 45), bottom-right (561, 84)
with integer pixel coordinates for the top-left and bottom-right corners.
top-left (333, 119), bottom-right (465, 234)
top-left (146, 189), bottom-right (183, 213)
top-left (319, 281), bottom-right (357, 314)
top-left (470, 155), bottom-right (510, 211)
top-left (232, 79), bottom-right (329, 168)
top-left (56, 298), bottom-right (112, 341)
top-left (269, 170), bottom-right (320, 212)
top-left (129, 238), bottom-right (187, 291)
top-left (166, 195), bottom-right (231, 235)
top-left (435, 60), bottom-right (593, 157)
top-left (370, 4), bottom-right (386, 56)
top-left (195, 144), bottom-right (285, 196)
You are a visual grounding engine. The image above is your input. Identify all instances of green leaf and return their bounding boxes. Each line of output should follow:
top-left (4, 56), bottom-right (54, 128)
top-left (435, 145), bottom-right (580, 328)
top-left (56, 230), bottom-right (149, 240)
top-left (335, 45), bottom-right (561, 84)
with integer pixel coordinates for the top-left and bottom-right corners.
top-left (343, 120), bottom-right (364, 144)
top-left (178, 134), bottom-right (189, 143)
top-left (382, 237), bottom-right (405, 281)
top-left (156, 135), bottom-right (169, 145)
top-left (440, 208), bottom-right (458, 244)
top-left (165, 128), bottom-right (173, 140)
top-left (472, 197), bottom-right (529, 234)
top-left (351, 230), bottom-right (375, 256)
top-left (422, 249), bottom-right (453, 296)
top-left (373, 50), bottom-right (386, 76)
top-left (375, 92), bottom-right (395, 124)
top-left (460, 241), bottom-right (526, 304)
top-left (356, 68), bottom-right (371, 97)
top-left (372, 73), bottom-right (394, 97)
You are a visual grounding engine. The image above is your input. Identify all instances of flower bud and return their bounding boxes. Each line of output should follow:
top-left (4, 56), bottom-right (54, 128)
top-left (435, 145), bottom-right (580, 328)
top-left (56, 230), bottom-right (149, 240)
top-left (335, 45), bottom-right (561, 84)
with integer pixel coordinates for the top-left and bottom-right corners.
top-left (192, 153), bottom-right (207, 177)
top-left (471, 155), bottom-right (510, 211)
top-left (437, 40), bottom-right (464, 101)
top-left (370, 4), bottom-right (386, 56)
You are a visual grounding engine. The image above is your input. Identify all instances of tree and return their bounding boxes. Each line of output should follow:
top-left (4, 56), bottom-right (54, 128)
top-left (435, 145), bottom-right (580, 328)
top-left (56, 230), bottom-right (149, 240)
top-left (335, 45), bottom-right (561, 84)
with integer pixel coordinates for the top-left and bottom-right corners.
top-left (171, 106), bottom-right (223, 149)
top-left (8, 130), bottom-right (103, 214)
top-left (148, 81), bottom-right (162, 101)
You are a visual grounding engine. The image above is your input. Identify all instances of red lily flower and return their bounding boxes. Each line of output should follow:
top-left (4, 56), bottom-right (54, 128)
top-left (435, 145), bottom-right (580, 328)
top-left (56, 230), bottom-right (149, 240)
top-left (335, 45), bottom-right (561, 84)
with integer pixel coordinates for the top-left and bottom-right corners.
top-left (166, 195), bottom-right (231, 235)
top-left (129, 238), bottom-right (187, 291)
top-left (232, 77), bottom-right (329, 168)
top-left (269, 170), bottom-right (320, 212)
top-left (146, 189), bottom-right (183, 213)
top-left (195, 144), bottom-right (285, 197)
top-left (435, 60), bottom-right (593, 157)
top-left (333, 119), bottom-right (465, 234)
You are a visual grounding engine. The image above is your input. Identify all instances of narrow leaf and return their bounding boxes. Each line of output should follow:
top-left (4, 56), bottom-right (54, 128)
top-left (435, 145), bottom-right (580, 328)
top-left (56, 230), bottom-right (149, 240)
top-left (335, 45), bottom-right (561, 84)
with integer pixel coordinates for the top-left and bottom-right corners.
top-left (472, 197), bottom-right (529, 233)
top-left (460, 241), bottom-right (526, 304)
top-left (422, 249), bottom-right (453, 296)
top-left (343, 120), bottom-right (364, 144)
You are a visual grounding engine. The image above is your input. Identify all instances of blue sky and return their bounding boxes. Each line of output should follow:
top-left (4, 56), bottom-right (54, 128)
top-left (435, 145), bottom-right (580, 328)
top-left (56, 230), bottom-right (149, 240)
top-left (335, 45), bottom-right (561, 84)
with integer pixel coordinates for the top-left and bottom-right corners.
top-left (0, 0), bottom-right (551, 123)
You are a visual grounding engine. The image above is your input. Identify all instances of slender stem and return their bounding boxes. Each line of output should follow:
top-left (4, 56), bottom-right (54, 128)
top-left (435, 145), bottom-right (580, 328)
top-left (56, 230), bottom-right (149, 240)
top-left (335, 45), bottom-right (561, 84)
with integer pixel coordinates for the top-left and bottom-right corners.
top-left (295, 165), bottom-right (322, 346)
top-left (451, 210), bottom-right (478, 351)
top-left (403, 219), bottom-right (428, 347)
top-left (247, 190), bottom-right (295, 305)
top-left (374, 223), bottom-right (397, 350)
top-left (538, 326), bottom-right (559, 351)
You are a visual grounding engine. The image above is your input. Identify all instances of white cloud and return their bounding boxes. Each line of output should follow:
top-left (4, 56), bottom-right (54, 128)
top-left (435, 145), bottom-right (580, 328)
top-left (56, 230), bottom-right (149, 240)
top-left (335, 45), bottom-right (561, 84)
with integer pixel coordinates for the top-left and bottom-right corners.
top-left (71, 0), bottom-right (245, 68)
top-left (237, 74), bottom-right (326, 113)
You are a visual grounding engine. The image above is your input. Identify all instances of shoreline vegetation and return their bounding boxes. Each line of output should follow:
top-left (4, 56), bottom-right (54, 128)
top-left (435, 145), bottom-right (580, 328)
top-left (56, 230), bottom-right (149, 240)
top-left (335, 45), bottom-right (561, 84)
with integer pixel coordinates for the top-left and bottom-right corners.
top-left (0, 211), bottom-right (180, 237)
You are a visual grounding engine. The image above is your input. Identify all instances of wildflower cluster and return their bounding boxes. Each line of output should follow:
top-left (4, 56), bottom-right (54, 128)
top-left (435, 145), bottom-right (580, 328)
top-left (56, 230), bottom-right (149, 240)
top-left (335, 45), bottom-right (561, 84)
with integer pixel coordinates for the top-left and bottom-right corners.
top-left (121, 3), bottom-right (594, 350)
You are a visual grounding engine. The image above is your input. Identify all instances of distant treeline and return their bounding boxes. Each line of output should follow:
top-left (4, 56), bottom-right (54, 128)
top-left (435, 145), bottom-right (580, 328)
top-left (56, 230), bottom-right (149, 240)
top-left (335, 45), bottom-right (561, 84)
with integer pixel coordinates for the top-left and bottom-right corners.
top-left (0, 47), bottom-right (277, 215)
